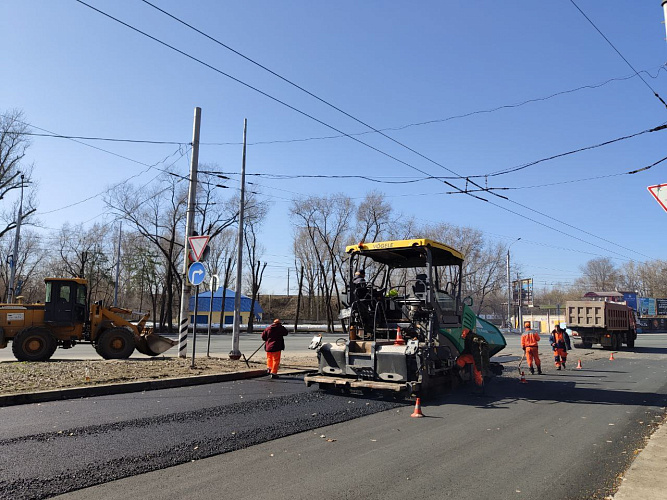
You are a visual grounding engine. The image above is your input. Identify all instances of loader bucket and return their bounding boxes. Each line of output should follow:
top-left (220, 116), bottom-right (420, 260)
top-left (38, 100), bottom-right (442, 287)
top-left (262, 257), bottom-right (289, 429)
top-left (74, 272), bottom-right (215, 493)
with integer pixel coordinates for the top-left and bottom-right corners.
top-left (134, 331), bottom-right (177, 357)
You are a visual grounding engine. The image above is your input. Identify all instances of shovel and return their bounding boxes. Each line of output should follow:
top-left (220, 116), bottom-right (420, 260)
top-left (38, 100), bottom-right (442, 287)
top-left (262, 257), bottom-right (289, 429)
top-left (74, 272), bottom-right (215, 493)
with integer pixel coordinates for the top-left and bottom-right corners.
top-left (242, 341), bottom-right (266, 368)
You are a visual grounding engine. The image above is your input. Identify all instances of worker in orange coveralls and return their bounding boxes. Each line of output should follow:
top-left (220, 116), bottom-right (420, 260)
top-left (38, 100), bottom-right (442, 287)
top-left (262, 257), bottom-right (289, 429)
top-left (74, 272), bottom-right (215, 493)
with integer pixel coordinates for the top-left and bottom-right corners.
top-left (455, 328), bottom-right (486, 386)
top-left (521, 325), bottom-right (542, 375)
top-left (549, 324), bottom-right (571, 370)
top-left (261, 319), bottom-right (289, 379)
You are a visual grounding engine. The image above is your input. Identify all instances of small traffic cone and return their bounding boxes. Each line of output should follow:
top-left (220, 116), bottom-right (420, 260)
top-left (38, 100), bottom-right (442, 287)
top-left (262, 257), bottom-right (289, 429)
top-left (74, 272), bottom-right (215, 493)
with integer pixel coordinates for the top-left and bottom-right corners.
top-left (394, 326), bottom-right (405, 346)
top-left (609, 352), bottom-right (615, 361)
top-left (411, 397), bottom-right (424, 418)
top-left (519, 371), bottom-right (527, 383)
top-left (576, 359), bottom-right (582, 370)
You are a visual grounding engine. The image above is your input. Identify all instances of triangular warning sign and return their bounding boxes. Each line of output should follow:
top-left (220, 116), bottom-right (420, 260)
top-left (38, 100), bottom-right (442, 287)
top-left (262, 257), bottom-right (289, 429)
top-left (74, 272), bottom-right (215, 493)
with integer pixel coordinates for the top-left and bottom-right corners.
top-left (188, 235), bottom-right (210, 261)
top-left (648, 184), bottom-right (667, 213)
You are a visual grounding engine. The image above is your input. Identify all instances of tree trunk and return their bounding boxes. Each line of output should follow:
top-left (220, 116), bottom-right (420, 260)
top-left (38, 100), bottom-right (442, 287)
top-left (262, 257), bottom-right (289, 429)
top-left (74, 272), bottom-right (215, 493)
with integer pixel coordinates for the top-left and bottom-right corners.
top-left (294, 265), bottom-right (304, 333)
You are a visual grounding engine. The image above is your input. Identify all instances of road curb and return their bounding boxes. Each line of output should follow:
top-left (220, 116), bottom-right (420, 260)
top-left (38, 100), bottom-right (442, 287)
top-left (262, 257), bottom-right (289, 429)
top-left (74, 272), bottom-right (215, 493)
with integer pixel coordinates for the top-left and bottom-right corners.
top-left (0, 369), bottom-right (310, 407)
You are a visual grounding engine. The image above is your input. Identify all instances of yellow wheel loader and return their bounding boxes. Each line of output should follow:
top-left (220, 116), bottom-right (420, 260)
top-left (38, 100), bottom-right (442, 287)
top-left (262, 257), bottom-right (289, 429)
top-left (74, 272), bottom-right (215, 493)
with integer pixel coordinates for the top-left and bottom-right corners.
top-left (0, 278), bottom-right (176, 361)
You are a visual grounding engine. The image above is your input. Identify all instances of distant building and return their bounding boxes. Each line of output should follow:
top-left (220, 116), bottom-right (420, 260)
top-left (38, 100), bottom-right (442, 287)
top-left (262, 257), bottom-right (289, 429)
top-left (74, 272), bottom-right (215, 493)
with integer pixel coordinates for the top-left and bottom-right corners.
top-left (582, 291), bottom-right (624, 302)
top-left (188, 287), bottom-right (263, 326)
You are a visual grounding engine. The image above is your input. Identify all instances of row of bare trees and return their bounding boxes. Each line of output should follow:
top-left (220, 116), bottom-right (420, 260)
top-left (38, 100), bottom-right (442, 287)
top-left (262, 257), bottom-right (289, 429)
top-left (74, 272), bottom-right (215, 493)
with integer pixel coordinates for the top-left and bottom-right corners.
top-left (289, 191), bottom-right (511, 329)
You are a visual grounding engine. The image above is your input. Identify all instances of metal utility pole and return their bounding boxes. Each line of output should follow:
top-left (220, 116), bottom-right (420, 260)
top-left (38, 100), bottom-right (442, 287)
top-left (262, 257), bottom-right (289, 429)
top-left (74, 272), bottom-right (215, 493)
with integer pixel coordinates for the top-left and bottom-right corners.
top-left (113, 221), bottom-right (122, 307)
top-left (7, 174), bottom-right (25, 304)
top-left (507, 238), bottom-right (520, 329)
top-left (229, 119), bottom-right (247, 360)
top-left (177, 107), bottom-right (201, 358)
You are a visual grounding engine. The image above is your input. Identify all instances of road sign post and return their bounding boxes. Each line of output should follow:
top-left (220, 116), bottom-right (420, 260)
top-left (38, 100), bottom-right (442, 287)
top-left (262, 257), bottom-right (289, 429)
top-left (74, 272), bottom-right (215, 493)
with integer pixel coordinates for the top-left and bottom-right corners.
top-left (191, 284), bottom-right (199, 368)
top-left (187, 262), bottom-right (206, 368)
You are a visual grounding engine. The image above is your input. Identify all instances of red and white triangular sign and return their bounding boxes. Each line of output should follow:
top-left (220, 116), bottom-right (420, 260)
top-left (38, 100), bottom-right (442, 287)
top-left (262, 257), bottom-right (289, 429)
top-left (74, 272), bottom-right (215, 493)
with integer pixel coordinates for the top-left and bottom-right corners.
top-left (648, 184), bottom-right (667, 213)
top-left (188, 235), bottom-right (210, 261)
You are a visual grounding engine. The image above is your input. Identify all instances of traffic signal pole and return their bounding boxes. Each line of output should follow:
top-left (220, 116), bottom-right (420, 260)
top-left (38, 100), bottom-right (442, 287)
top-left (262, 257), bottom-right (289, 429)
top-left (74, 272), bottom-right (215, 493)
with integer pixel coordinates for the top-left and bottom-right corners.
top-left (177, 107), bottom-right (201, 358)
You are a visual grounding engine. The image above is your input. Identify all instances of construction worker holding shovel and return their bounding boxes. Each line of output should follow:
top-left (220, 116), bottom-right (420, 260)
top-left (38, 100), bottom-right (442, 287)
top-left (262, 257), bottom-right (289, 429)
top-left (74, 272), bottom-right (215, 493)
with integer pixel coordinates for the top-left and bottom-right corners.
top-left (521, 325), bottom-right (542, 375)
top-left (261, 318), bottom-right (289, 379)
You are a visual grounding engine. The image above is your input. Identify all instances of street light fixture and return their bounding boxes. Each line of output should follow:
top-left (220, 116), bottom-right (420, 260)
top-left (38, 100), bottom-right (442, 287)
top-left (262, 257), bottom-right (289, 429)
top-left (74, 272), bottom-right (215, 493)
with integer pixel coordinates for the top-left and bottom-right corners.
top-left (507, 237), bottom-right (521, 329)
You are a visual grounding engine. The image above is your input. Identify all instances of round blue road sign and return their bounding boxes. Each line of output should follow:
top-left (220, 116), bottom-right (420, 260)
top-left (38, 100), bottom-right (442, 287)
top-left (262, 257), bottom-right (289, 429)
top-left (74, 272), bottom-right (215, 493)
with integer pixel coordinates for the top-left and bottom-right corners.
top-left (188, 262), bottom-right (206, 286)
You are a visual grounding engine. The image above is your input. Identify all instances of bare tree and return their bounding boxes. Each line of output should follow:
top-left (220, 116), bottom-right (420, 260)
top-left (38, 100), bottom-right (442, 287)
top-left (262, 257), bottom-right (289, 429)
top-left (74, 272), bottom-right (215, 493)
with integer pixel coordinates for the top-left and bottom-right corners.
top-left (419, 223), bottom-right (506, 315)
top-left (241, 194), bottom-right (269, 332)
top-left (576, 257), bottom-right (620, 291)
top-left (0, 110), bottom-right (38, 238)
top-left (290, 194), bottom-right (354, 331)
top-left (0, 230), bottom-right (45, 301)
top-left (106, 173), bottom-right (187, 331)
top-left (244, 223), bottom-right (267, 332)
top-left (48, 223), bottom-right (115, 304)
top-left (355, 191), bottom-right (394, 243)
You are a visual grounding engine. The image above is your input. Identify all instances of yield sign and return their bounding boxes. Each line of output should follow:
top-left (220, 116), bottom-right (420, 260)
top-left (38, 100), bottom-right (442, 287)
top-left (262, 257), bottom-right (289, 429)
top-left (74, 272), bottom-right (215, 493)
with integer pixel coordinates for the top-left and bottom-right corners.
top-left (188, 235), bottom-right (210, 261)
top-left (648, 184), bottom-right (667, 212)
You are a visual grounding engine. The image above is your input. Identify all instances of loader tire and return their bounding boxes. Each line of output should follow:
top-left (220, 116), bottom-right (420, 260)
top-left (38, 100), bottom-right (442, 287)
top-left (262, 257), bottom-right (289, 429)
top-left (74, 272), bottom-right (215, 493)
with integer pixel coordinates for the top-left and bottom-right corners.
top-left (12, 327), bottom-right (57, 361)
top-left (95, 328), bottom-right (135, 360)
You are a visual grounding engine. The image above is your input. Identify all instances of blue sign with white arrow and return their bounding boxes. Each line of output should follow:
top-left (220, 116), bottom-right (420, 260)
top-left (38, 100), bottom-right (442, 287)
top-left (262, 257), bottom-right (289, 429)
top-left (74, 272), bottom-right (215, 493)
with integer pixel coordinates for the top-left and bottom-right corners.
top-left (188, 262), bottom-right (206, 286)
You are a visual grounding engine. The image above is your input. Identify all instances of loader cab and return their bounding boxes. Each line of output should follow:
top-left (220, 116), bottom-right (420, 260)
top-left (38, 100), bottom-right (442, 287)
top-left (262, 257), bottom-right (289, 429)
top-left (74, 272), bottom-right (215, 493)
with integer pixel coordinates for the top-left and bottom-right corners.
top-left (44, 278), bottom-right (88, 326)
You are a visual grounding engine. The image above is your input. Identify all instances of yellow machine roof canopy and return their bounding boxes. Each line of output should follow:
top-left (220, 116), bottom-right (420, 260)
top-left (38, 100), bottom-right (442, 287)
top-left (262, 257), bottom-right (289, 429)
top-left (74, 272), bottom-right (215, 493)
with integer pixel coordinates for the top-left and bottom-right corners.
top-left (345, 238), bottom-right (464, 267)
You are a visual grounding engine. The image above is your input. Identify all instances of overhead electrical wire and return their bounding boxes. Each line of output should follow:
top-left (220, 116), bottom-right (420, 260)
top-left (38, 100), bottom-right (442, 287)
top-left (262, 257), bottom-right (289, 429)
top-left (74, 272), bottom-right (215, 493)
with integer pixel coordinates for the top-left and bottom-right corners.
top-left (218, 151), bottom-right (667, 191)
top-left (142, 0), bottom-right (667, 143)
top-left (36, 144), bottom-right (190, 215)
top-left (18, 131), bottom-right (186, 145)
top-left (480, 124), bottom-right (667, 178)
top-left (198, 64), bottom-right (667, 146)
top-left (569, 0), bottom-right (667, 110)
top-left (75, 0), bottom-right (650, 262)
top-left (8, 63), bottom-right (665, 149)
top-left (20, 119), bottom-right (190, 174)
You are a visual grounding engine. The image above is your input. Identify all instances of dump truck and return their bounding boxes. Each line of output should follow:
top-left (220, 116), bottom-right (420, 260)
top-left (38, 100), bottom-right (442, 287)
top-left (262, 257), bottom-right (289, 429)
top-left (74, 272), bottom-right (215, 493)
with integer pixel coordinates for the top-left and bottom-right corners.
top-left (565, 299), bottom-right (637, 350)
top-left (304, 238), bottom-right (506, 397)
top-left (0, 277), bottom-right (176, 361)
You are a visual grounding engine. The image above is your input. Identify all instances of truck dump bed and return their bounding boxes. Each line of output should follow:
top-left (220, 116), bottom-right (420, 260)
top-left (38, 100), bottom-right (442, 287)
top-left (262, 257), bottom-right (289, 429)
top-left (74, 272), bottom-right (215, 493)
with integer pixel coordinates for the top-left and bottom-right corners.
top-left (566, 301), bottom-right (631, 331)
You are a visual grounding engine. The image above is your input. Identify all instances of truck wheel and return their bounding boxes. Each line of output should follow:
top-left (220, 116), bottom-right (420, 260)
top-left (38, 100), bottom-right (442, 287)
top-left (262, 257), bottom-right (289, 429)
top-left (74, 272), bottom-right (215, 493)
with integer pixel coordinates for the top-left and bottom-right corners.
top-left (12, 327), bottom-right (57, 361)
top-left (613, 334), bottom-right (622, 351)
top-left (627, 335), bottom-right (635, 348)
top-left (95, 328), bottom-right (135, 359)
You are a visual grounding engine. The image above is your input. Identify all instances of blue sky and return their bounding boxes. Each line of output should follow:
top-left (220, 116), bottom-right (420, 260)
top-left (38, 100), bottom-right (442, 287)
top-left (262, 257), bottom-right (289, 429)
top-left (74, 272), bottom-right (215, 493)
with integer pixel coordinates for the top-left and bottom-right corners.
top-left (2, 1), bottom-right (667, 294)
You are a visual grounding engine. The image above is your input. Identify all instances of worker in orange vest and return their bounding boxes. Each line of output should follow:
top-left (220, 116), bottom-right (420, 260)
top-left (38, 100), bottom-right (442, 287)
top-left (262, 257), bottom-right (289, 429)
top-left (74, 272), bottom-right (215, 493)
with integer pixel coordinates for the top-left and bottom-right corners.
top-left (549, 324), bottom-right (571, 370)
top-left (521, 325), bottom-right (542, 375)
top-left (455, 328), bottom-right (487, 386)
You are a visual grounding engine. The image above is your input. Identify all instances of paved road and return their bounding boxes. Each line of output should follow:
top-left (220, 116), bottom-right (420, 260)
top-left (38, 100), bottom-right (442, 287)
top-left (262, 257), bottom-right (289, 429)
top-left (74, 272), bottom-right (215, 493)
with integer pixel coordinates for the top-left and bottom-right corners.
top-left (1, 334), bottom-right (665, 499)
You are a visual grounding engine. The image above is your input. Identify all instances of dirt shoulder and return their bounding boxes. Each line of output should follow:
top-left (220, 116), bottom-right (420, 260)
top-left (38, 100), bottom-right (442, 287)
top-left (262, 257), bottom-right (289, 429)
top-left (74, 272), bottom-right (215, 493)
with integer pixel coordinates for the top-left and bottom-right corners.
top-left (0, 354), bottom-right (318, 396)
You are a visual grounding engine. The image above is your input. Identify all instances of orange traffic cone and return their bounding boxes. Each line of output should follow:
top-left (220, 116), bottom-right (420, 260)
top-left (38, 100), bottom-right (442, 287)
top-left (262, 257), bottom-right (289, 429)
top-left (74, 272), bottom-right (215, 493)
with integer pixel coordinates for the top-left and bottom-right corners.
top-left (411, 397), bottom-right (424, 418)
top-left (609, 352), bottom-right (615, 361)
top-left (576, 359), bottom-right (582, 369)
top-left (519, 371), bottom-right (527, 383)
top-left (394, 327), bottom-right (405, 346)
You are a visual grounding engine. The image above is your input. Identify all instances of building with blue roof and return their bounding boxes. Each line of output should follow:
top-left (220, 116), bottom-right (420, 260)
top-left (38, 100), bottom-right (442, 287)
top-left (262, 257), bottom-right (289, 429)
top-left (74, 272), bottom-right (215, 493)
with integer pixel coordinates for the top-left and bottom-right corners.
top-left (188, 287), bottom-right (263, 326)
